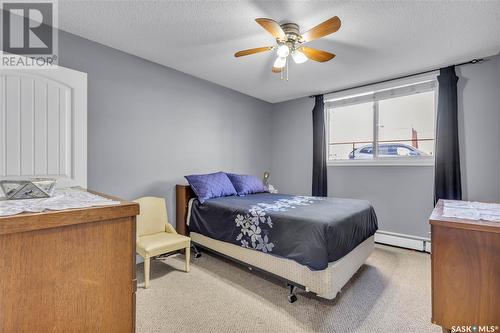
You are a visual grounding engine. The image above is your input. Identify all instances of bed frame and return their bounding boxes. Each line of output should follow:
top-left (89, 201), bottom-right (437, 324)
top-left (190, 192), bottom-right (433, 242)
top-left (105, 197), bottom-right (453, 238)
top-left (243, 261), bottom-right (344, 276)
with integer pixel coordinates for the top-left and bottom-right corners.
top-left (175, 184), bottom-right (375, 302)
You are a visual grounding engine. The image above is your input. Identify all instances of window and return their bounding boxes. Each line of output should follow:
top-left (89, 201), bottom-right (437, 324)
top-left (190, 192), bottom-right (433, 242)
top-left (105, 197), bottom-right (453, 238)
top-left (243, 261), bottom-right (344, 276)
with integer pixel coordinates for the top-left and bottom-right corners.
top-left (326, 79), bottom-right (437, 165)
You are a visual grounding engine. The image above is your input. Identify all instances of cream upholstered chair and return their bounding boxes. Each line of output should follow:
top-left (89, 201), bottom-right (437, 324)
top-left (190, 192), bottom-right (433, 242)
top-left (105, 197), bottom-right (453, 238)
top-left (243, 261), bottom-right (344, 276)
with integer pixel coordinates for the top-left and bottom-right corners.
top-left (134, 197), bottom-right (190, 288)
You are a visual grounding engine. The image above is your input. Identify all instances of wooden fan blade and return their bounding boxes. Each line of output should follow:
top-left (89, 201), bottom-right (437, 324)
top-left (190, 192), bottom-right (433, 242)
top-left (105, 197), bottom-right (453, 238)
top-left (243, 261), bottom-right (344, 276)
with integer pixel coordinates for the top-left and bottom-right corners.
top-left (272, 67), bottom-right (283, 73)
top-left (300, 47), bottom-right (336, 62)
top-left (234, 46), bottom-right (273, 57)
top-left (301, 16), bottom-right (341, 43)
top-left (255, 18), bottom-right (286, 41)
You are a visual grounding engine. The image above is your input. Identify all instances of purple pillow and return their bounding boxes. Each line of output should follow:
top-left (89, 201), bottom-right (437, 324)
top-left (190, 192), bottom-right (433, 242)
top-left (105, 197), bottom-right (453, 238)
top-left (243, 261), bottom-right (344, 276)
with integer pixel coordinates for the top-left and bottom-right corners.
top-left (226, 173), bottom-right (269, 196)
top-left (185, 172), bottom-right (237, 203)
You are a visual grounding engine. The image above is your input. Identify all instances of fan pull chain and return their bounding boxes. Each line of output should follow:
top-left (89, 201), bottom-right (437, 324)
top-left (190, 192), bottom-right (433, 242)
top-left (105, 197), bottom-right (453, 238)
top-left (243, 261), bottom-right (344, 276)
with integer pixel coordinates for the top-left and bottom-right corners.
top-left (280, 58), bottom-right (289, 81)
top-left (286, 58), bottom-right (289, 81)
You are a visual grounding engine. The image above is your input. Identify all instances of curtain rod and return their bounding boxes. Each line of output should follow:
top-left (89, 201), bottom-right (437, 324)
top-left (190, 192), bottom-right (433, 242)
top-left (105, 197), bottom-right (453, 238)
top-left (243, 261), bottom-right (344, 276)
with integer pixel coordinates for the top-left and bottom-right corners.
top-left (309, 58), bottom-right (484, 98)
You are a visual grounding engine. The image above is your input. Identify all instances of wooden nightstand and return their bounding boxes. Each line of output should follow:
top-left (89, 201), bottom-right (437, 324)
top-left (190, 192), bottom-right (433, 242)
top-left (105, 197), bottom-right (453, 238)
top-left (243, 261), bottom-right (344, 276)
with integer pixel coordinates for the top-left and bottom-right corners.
top-left (175, 184), bottom-right (194, 236)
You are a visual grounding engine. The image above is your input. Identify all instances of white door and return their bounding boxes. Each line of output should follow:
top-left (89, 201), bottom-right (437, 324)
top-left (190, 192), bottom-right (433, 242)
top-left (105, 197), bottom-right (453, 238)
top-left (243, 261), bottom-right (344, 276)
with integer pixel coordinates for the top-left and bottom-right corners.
top-left (0, 66), bottom-right (87, 188)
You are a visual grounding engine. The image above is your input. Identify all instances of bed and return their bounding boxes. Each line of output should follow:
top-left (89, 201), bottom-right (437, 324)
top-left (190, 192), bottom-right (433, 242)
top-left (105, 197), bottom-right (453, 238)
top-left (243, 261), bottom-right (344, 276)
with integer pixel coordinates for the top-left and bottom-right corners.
top-left (175, 185), bottom-right (378, 301)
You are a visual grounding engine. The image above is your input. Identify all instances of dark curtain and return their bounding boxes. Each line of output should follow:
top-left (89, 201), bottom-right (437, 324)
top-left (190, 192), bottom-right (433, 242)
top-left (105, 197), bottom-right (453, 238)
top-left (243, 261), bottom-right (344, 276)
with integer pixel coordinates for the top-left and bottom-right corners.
top-left (434, 66), bottom-right (462, 204)
top-left (312, 95), bottom-right (328, 196)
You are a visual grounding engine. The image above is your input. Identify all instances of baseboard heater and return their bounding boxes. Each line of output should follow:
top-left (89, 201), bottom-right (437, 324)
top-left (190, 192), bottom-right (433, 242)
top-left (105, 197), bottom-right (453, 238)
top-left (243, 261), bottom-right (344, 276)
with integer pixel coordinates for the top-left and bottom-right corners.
top-left (375, 230), bottom-right (431, 253)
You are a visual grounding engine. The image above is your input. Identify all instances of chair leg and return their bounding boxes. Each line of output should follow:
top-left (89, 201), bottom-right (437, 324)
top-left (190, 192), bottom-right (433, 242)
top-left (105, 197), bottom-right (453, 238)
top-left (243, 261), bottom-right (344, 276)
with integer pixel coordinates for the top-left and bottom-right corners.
top-left (144, 256), bottom-right (150, 289)
top-left (185, 245), bottom-right (190, 272)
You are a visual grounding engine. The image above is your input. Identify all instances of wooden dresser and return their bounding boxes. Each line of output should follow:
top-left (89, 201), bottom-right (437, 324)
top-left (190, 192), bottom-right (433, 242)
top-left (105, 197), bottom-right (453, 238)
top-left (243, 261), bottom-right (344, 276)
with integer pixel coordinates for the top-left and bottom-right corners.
top-left (430, 200), bottom-right (500, 333)
top-left (0, 191), bottom-right (139, 332)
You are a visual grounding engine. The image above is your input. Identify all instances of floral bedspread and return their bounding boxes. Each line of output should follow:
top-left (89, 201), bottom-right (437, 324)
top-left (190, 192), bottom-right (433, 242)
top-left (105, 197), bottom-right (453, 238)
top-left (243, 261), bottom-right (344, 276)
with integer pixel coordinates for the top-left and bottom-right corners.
top-left (188, 193), bottom-right (378, 270)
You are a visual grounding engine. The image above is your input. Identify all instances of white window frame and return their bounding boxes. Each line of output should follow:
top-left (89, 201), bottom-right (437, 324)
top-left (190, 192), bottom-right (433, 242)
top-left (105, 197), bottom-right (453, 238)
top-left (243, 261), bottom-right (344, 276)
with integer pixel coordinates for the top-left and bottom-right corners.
top-left (325, 72), bottom-right (438, 167)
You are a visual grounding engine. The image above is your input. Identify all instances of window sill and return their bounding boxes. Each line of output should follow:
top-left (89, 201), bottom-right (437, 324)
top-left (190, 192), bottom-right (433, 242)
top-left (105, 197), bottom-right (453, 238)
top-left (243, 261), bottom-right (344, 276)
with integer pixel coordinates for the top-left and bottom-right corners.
top-left (327, 158), bottom-right (435, 167)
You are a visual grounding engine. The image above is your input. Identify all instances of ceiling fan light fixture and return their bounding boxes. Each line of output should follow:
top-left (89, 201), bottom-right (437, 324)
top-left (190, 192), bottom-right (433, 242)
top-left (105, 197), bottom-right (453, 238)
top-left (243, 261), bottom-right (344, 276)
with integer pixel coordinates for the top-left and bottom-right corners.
top-left (276, 44), bottom-right (290, 58)
top-left (273, 56), bottom-right (287, 68)
top-left (234, 16), bottom-right (341, 78)
top-left (292, 50), bottom-right (308, 64)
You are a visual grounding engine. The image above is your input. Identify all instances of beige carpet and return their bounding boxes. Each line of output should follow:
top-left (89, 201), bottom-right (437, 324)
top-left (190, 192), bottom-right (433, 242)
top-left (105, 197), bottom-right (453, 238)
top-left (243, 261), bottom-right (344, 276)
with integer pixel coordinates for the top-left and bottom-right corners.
top-left (136, 244), bottom-right (441, 333)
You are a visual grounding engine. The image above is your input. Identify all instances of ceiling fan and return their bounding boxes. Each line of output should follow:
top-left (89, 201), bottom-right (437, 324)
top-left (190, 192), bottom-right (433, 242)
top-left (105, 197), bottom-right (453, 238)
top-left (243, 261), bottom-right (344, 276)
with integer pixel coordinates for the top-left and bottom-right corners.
top-left (234, 16), bottom-right (341, 79)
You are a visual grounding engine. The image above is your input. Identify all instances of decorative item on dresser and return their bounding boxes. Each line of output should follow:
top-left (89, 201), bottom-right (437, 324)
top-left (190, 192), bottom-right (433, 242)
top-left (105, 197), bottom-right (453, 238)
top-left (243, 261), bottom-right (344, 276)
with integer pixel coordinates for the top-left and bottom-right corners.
top-left (429, 200), bottom-right (500, 333)
top-left (0, 178), bottom-right (56, 200)
top-left (0, 191), bottom-right (139, 332)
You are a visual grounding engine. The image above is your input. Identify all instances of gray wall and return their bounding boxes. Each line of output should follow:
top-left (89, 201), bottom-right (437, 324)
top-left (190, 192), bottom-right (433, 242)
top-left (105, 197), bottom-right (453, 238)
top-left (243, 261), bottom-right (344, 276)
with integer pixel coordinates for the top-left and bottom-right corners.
top-left (270, 54), bottom-right (500, 239)
top-left (457, 55), bottom-right (500, 203)
top-left (58, 31), bottom-right (273, 226)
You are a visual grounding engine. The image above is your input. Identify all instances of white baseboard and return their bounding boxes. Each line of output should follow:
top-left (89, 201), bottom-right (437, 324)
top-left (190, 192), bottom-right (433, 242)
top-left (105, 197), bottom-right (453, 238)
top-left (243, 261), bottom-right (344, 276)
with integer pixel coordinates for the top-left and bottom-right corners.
top-left (425, 241), bottom-right (431, 253)
top-left (375, 230), bottom-right (431, 253)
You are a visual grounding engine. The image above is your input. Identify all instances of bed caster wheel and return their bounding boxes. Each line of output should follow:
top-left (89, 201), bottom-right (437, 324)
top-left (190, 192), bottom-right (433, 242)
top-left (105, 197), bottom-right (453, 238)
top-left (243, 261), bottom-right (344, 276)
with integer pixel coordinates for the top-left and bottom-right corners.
top-left (286, 283), bottom-right (298, 303)
top-left (192, 245), bottom-right (202, 258)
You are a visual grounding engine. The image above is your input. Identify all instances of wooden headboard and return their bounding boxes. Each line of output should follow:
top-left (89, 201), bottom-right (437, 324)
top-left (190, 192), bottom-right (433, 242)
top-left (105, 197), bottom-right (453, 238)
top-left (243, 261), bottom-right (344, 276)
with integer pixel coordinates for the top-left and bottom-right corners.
top-left (175, 185), bottom-right (195, 236)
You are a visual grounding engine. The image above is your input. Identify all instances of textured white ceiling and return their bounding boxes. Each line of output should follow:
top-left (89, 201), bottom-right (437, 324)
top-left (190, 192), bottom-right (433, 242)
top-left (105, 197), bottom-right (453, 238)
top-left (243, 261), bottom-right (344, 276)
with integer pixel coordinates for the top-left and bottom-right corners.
top-left (59, 1), bottom-right (500, 103)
